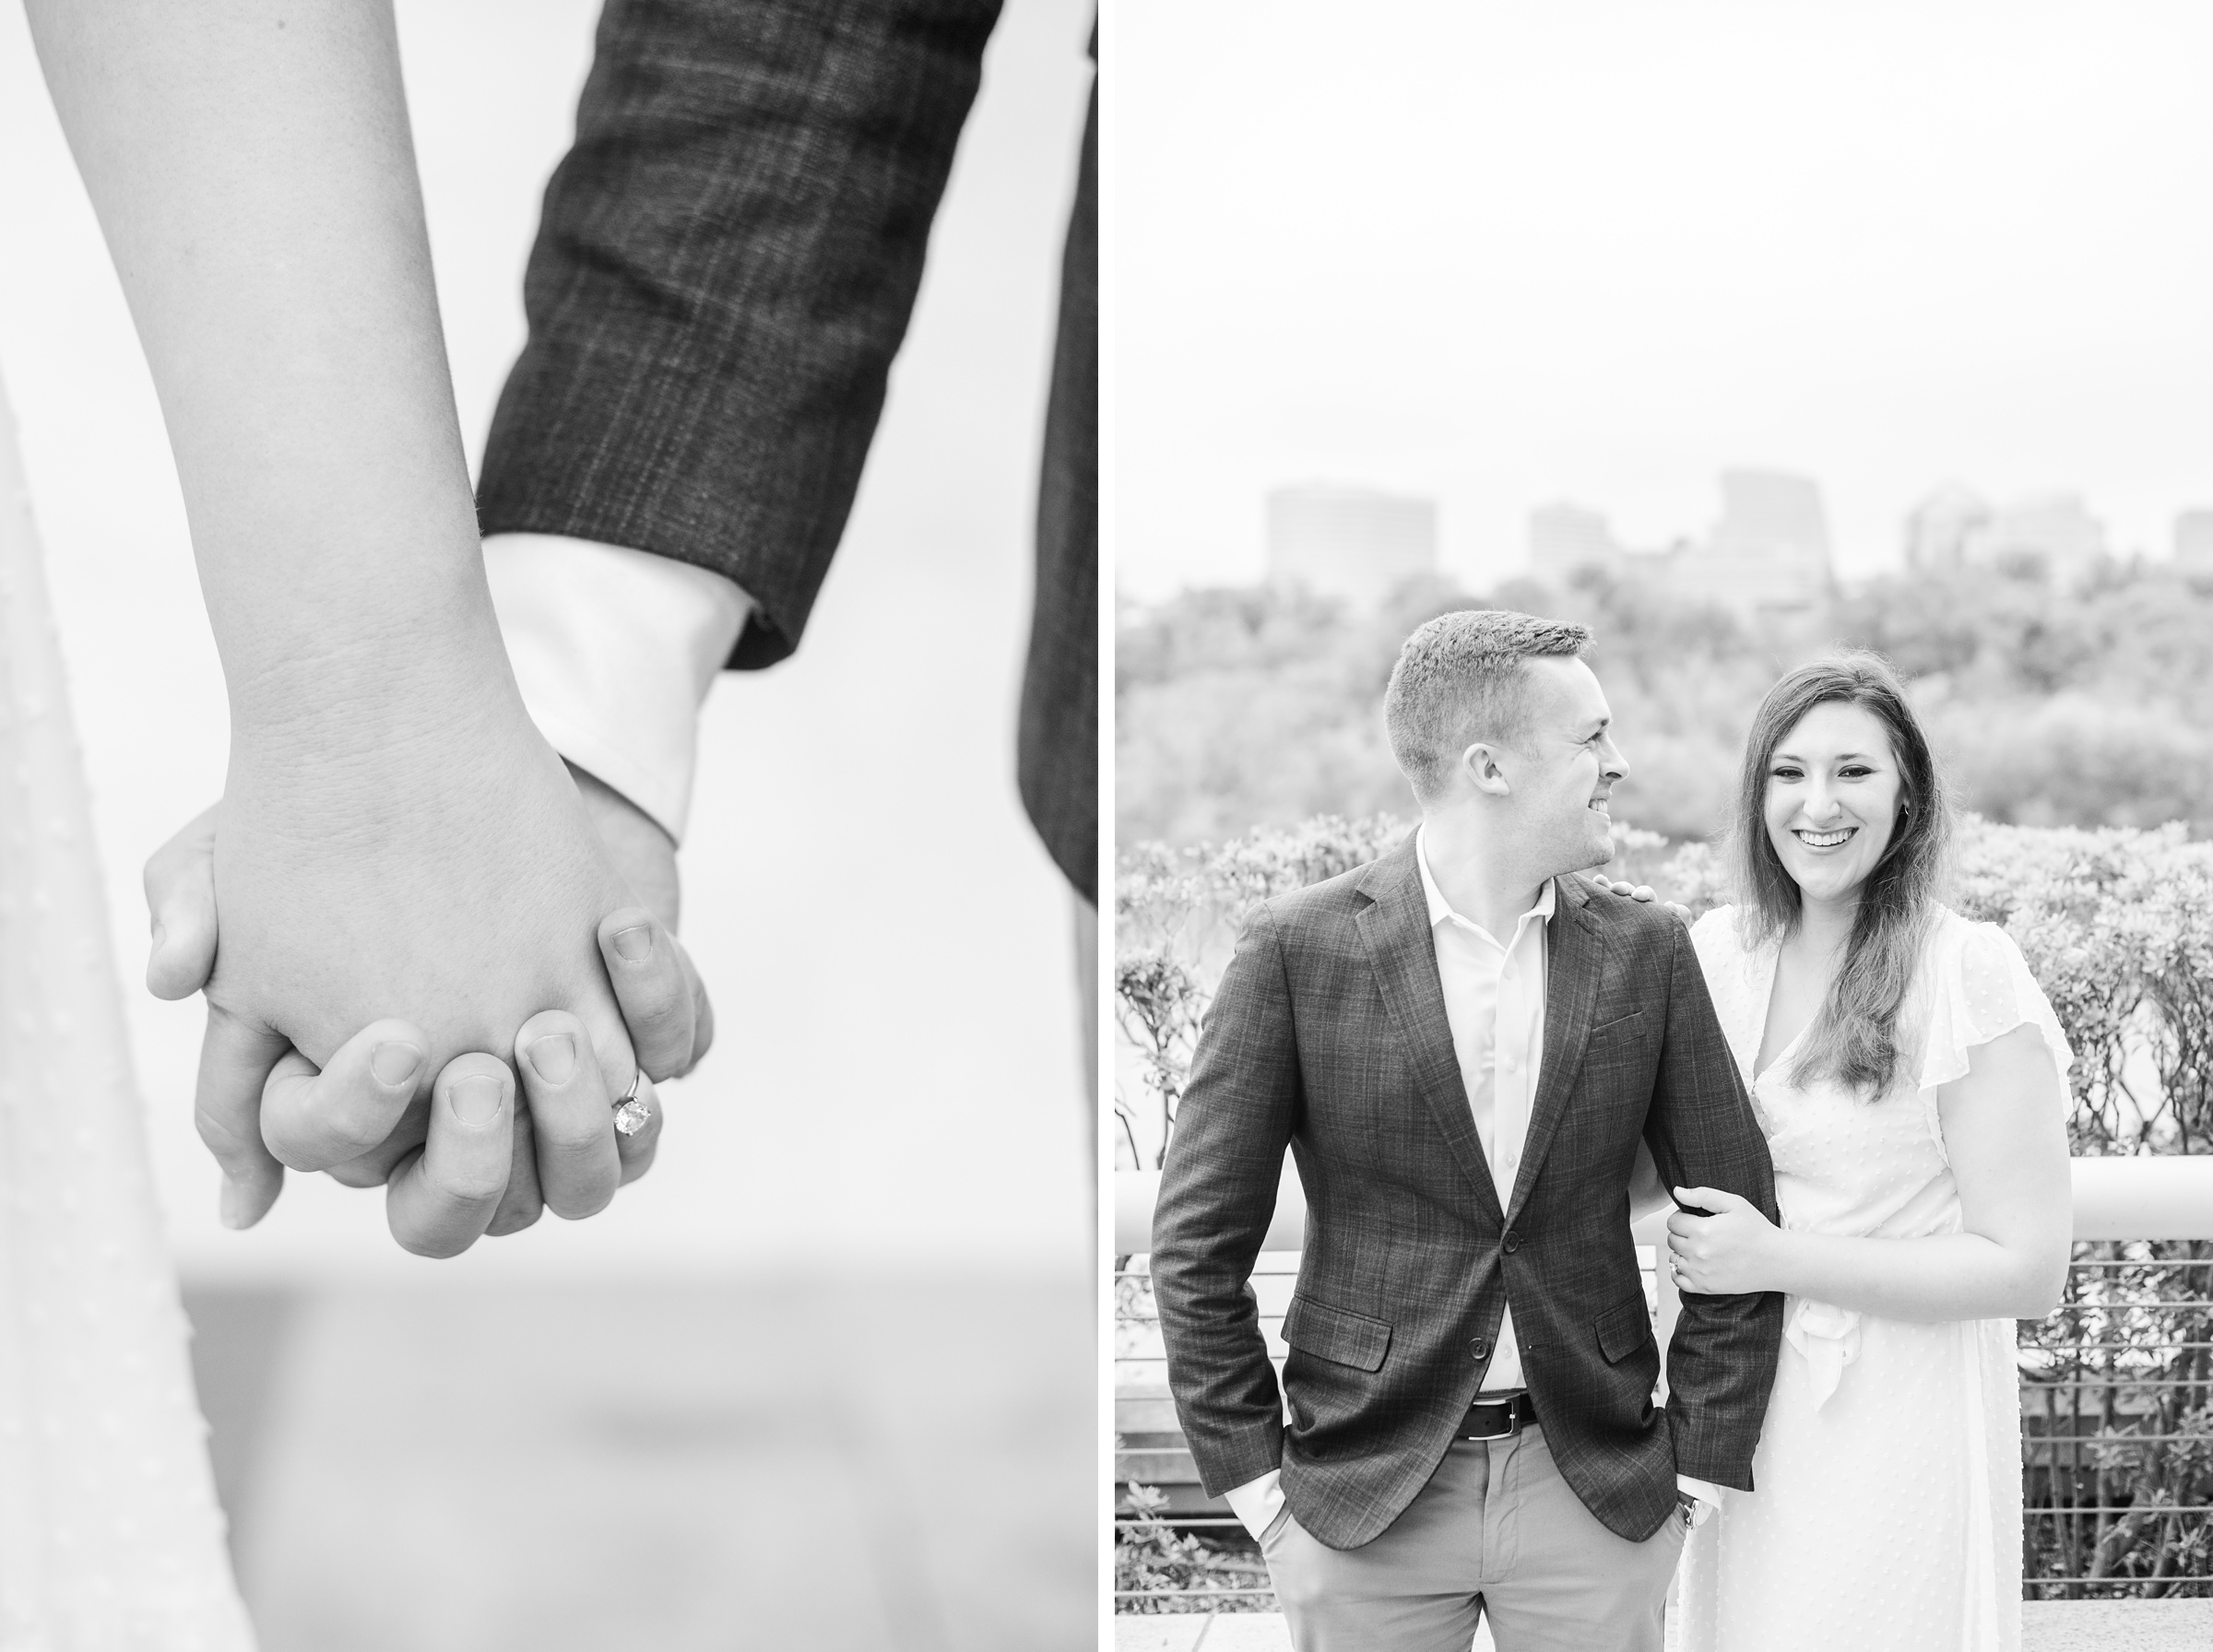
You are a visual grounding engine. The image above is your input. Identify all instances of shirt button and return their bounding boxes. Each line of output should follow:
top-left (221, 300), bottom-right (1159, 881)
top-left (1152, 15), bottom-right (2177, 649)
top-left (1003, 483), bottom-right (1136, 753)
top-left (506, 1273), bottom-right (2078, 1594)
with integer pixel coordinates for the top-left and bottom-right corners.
top-left (1471, 1338), bottom-right (1491, 1361)
top-left (1503, 1230), bottom-right (1522, 1254)
top-left (1501, 1055), bottom-right (1520, 1073)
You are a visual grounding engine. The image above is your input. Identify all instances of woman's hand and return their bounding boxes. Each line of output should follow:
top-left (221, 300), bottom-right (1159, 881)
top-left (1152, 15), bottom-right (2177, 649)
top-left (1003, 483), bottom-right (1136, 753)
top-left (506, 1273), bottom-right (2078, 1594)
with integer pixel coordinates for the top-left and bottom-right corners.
top-left (139, 755), bottom-right (708, 1253)
top-left (1666, 1186), bottom-right (1783, 1295)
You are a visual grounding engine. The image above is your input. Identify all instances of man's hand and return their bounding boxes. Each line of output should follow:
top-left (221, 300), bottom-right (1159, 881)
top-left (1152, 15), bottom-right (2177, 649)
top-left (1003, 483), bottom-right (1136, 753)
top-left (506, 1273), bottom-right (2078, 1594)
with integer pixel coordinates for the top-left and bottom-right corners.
top-left (144, 714), bottom-right (714, 1253)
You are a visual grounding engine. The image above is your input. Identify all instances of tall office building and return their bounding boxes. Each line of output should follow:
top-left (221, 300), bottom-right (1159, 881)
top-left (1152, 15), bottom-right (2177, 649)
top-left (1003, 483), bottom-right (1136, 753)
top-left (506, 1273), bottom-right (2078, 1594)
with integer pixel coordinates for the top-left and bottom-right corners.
top-left (1528, 502), bottom-right (1623, 582)
top-left (1671, 468), bottom-right (1834, 612)
top-left (1903, 482), bottom-right (1993, 573)
top-left (1982, 493), bottom-right (2107, 584)
top-left (2175, 510), bottom-right (2213, 573)
top-left (1266, 486), bottom-right (1438, 608)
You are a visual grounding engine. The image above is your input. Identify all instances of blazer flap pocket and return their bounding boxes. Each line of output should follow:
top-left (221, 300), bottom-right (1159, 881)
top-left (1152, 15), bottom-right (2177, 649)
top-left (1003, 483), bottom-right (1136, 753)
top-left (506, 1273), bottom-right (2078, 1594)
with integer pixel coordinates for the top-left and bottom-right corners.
top-left (1594, 1296), bottom-right (1654, 1364)
top-left (1589, 1010), bottom-right (1647, 1043)
top-left (1283, 1295), bottom-right (1392, 1373)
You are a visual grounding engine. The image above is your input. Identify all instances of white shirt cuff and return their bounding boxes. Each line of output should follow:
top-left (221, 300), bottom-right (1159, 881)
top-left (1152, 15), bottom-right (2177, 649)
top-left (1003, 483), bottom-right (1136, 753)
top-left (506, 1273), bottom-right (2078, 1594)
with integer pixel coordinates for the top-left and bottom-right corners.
top-left (1223, 1469), bottom-right (1284, 1542)
top-left (1675, 1473), bottom-right (1725, 1508)
top-left (482, 533), bottom-right (751, 844)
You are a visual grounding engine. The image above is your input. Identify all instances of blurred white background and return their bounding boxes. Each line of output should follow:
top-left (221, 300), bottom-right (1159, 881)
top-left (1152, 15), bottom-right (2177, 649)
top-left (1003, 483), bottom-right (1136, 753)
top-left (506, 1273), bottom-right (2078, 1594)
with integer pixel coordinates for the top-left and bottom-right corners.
top-left (1112, 0), bottom-right (2213, 596)
top-left (0, 0), bottom-right (1094, 1285)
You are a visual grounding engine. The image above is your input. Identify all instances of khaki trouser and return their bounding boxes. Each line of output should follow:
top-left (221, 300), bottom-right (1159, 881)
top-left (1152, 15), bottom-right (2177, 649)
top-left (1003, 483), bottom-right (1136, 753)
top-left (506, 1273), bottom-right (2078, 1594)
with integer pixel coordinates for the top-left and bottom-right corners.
top-left (1260, 1425), bottom-right (1687, 1652)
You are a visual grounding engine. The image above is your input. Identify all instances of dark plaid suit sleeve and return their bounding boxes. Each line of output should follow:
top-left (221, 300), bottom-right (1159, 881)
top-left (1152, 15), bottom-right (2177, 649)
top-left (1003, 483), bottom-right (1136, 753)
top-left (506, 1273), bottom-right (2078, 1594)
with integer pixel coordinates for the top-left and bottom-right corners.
top-left (1644, 919), bottom-right (1784, 1491)
top-left (477, 0), bottom-right (1002, 670)
top-left (1150, 904), bottom-right (1300, 1496)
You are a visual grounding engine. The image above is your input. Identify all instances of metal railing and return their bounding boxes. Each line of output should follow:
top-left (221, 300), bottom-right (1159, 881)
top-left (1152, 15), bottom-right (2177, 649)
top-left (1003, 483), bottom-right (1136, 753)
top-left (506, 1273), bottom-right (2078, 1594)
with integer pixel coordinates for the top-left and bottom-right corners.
top-left (1113, 1160), bottom-right (2213, 1611)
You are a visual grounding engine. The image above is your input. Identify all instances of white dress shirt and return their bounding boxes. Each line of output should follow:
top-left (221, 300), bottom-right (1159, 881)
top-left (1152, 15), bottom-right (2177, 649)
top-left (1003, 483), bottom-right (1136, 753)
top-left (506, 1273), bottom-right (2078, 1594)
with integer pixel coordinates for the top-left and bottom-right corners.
top-left (482, 533), bottom-right (751, 844)
top-left (1222, 841), bottom-right (1719, 1540)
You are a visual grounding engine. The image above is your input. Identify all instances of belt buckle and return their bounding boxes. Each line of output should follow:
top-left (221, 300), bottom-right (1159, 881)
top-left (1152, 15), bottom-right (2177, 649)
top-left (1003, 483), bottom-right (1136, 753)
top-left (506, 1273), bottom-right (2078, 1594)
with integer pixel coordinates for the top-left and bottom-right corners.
top-left (1462, 1399), bottom-right (1518, 1442)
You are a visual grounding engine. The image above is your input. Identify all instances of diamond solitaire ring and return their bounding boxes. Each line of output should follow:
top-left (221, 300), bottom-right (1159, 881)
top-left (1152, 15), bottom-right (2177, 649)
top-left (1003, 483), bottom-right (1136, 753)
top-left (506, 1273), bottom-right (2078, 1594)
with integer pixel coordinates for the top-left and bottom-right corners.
top-left (612, 1071), bottom-right (652, 1138)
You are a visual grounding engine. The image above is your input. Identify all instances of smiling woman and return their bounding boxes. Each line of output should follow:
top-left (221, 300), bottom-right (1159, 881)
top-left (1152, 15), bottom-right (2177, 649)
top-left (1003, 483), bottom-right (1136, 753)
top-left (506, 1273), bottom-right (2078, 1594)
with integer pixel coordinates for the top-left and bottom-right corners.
top-left (1730, 652), bottom-right (1950, 1096)
top-left (1665, 649), bottom-right (2074, 1651)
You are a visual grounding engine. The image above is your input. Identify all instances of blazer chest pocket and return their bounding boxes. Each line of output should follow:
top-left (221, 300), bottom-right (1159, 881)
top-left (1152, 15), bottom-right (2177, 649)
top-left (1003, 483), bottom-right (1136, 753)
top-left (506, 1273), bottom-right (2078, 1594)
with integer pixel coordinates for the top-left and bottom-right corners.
top-left (1594, 1296), bottom-right (1654, 1365)
top-left (1283, 1295), bottom-right (1392, 1373)
top-left (1589, 1010), bottom-right (1647, 1045)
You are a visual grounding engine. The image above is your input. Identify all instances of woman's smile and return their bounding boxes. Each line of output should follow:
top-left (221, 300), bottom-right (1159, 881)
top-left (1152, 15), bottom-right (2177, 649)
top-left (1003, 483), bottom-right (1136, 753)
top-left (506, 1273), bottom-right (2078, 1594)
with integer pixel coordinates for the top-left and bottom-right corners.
top-left (1762, 701), bottom-right (1906, 905)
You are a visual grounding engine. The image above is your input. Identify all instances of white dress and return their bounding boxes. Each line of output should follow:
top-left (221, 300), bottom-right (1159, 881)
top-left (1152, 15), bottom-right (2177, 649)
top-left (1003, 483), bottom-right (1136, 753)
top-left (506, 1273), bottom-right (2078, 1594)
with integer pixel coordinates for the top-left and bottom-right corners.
top-left (1670, 904), bottom-right (2072, 1652)
top-left (0, 381), bottom-right (255, 1648)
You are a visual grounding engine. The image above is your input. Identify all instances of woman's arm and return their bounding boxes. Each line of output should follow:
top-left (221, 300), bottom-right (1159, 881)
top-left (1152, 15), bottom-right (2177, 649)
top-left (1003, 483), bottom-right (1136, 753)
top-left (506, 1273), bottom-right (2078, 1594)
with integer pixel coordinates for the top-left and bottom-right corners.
top-left (1671, 1021), bottom-right (2073, 1320)
top-left (25, 0), bottom-right (492, 715)
top-left (22, 0), bottom-right (682, 1254)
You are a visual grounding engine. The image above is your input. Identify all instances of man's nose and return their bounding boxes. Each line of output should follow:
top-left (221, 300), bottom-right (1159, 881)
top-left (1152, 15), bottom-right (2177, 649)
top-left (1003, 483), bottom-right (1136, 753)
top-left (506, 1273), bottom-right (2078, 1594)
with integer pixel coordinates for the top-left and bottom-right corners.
top-left (1600, 736), bottom-right (1628, 782)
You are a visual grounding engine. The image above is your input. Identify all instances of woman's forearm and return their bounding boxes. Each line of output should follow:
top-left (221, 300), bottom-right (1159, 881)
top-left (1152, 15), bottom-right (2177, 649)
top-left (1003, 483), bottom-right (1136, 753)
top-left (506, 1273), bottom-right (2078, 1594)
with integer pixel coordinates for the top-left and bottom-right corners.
top-left (1764, 1226), bottom-right (2064, 1323)
top-left (26, 0), bottom-right (506, 748)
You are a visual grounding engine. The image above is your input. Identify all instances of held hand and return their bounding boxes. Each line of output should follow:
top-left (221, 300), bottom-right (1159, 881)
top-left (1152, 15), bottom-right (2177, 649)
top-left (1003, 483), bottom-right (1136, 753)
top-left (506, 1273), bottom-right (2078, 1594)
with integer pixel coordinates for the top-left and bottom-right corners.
top-left (149, 766), bottom-right (713, 1085)
top-left (143, 714), bottom-right (708, 1252)
top-left (1665, 1186), bottom-right (1780, 1295)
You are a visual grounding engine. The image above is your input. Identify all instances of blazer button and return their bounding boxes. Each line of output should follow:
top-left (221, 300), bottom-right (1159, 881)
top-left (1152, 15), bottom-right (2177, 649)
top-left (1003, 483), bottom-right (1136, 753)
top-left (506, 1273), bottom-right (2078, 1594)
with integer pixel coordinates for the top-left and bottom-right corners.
top-left (1471, 1338), bottom-right (1491, 1361)
top-left (1502, 1229), bottom-right (1522, 1253)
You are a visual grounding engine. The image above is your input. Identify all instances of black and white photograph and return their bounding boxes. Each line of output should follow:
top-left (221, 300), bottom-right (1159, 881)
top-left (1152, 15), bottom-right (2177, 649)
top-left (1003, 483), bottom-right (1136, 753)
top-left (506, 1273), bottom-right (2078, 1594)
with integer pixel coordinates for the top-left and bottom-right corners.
top-left (17, 3), bottom-right (2213, 1650)
top-left (1113, 5), bottom-right (2213, 1650)
top-left (0, 1), bottom-right (1093, 1647)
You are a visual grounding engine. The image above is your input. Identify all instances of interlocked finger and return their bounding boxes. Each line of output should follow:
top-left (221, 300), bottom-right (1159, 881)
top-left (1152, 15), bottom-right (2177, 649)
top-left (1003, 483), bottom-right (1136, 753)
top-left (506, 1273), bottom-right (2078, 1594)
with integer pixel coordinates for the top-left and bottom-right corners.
top-left (144, 803), bottom-right (220, 1001)
top-left (260, 1018), bottom-right (426, 1171)
top-left (385, 1053), bottom-right (515, 1258)
top-left (195, 1004), bottom-right (291, 1229)
top-left (486, 1105), bottom-right (546, 1237)
top-left (514, 1009), bottom-right (621, 1221)
top-left (598, 907), bottom-right (700, 1081)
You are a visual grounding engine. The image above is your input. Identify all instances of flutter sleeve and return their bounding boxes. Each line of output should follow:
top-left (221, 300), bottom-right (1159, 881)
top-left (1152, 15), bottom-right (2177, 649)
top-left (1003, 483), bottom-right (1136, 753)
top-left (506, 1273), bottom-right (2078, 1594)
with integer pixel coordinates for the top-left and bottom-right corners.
top-left (1914, 918), bottom-right (2077, 1159)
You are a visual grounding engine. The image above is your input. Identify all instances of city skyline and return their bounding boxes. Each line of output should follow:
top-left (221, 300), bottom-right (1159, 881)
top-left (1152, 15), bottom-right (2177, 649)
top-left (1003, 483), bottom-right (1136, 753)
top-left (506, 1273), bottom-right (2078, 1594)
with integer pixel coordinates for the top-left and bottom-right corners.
top-left (1114, 1), bottom-right (2213, 600)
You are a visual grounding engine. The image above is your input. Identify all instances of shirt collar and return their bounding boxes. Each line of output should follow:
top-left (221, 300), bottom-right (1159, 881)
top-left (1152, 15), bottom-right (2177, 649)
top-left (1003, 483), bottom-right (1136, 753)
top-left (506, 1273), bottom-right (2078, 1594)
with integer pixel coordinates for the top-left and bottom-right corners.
top-left (1414, 824), bottom-right (1556, 942)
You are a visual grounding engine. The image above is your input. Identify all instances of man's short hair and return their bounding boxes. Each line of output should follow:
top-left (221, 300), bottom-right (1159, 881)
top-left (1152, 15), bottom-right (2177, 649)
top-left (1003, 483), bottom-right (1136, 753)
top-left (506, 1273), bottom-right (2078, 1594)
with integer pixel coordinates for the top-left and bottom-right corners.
top-left (1384, 609), bottom-right (1593, 801)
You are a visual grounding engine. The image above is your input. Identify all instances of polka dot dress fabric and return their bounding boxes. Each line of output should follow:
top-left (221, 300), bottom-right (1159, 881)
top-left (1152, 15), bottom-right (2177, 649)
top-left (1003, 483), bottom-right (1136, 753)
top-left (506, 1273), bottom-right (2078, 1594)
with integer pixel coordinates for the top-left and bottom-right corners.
top-left (1669, 906), bottom-right (2073, 1652)
top-left (0, 385), bottom-right (256, 1650)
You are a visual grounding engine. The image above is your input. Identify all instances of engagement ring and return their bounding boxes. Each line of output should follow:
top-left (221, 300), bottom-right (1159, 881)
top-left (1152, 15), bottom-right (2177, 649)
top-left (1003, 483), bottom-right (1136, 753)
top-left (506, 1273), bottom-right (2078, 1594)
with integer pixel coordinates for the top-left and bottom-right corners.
top-left (612, 1071), bottom-right (652, 1138)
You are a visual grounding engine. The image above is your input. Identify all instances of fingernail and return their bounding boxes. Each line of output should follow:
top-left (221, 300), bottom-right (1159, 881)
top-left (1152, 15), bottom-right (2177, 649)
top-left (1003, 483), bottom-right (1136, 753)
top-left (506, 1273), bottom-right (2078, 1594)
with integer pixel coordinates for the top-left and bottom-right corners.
top-left (527, 1032), bottom-right (576, 1085)
top-left (372, 1041), bottom-right (423, 1087)
top-left (450, 1074), bottom-right (504, 1126)
top-left (613, 926), bottom-right (653, 963)
top-left (219, 1177), bottom-right (246, 1230)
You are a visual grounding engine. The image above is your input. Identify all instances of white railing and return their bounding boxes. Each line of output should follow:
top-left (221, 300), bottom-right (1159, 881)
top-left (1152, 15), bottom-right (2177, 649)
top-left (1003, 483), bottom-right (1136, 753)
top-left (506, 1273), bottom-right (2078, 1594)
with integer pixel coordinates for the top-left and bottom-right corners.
top-left (1114, 1156), bottom-right (2213, 1255)
top-left (1116, 1155), bottom-right (2213, 1606)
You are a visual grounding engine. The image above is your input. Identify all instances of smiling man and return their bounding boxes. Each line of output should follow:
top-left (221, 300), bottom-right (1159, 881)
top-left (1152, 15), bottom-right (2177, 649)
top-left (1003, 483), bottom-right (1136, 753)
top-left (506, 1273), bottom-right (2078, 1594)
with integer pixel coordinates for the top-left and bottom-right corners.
top-left (1151, 608), bottom-right (1784, 1652)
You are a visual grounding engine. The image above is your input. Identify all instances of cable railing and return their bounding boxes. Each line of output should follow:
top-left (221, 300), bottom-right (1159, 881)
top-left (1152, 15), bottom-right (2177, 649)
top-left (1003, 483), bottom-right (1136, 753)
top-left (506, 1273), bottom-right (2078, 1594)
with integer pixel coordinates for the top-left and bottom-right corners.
top-left (1113, 1160), bottom-right (2213, 1612)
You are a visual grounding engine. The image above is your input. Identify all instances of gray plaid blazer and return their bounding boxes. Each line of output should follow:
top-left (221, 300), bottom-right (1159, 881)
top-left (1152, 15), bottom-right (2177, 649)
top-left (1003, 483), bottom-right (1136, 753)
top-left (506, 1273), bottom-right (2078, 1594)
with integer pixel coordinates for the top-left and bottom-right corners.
top-left (477, 0), bottom-right (1095, 901)
top-left (1152, 834), bottom-right (1783, 1548)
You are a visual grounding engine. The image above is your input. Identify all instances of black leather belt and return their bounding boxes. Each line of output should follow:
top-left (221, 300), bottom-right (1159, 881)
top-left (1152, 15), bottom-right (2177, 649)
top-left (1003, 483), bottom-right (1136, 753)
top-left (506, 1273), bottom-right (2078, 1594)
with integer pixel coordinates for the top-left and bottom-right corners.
top-left (1459, 1391), bottom-right (1536, 1441)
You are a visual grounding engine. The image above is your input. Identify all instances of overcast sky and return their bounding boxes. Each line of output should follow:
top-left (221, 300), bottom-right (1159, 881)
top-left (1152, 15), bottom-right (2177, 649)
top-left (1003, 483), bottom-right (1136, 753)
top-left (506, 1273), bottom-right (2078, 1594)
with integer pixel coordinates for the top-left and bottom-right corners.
top-left (1110, 0), bottom-right (2213, 596)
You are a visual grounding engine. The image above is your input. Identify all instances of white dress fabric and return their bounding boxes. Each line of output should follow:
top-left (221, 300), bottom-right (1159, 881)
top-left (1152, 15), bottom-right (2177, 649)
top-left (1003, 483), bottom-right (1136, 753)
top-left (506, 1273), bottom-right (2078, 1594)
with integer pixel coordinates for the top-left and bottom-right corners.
top-left (0, 382), bottom-right (256, 1649)
top-left (1670, 903), bottom-right (2072, 1652)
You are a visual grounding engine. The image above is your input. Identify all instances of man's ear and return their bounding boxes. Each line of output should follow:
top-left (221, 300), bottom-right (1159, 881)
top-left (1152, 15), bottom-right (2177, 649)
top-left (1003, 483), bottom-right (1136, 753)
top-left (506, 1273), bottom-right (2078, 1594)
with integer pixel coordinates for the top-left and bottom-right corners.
top-left (1459, 742), bottom-right (1512, 798)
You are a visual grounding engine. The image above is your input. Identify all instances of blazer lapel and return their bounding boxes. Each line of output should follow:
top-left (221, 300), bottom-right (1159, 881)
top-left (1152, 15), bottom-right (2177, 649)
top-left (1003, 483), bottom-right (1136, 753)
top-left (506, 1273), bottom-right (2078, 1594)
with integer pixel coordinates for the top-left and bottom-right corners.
top-left (1507, 876), bottom-right (1604, 1221)
top-left (1354, 838), bottom-right (1506, 1226)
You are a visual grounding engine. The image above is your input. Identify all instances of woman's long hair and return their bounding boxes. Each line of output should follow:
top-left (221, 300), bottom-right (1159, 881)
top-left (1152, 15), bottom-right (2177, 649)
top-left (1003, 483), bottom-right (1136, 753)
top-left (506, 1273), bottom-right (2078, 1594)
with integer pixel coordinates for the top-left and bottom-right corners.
top-left (1728, 652), bottom-right (1950, 1096)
